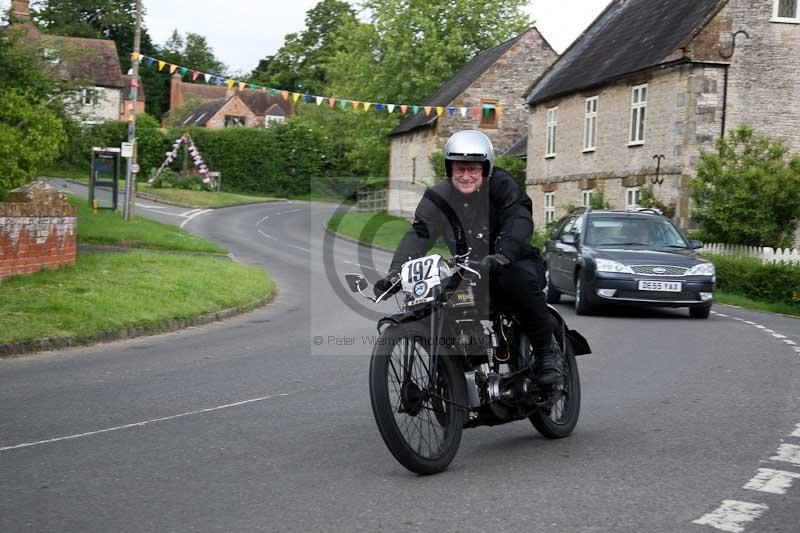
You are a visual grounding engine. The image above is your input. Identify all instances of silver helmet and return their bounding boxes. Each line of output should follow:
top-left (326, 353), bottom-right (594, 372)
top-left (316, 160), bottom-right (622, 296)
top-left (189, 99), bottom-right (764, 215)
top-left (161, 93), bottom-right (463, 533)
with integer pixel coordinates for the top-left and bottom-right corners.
top-left (443, 130), bottom-right (495, 178)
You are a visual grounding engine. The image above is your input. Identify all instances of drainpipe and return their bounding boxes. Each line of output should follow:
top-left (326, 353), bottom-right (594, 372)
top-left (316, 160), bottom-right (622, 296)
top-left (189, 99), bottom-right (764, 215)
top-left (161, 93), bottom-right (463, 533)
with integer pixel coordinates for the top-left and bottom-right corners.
top-left (721, 64), bottom-right (729, 138)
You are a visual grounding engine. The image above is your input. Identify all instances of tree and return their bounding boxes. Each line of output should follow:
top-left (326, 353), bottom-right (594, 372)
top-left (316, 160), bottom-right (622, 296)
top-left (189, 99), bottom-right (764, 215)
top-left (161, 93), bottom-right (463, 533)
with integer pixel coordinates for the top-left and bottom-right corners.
top-left (325, 0), bottom-right (531, 103)
top-left (250, 0), bottom-right (356, 94)
top-left (691, 125), bottom-right (800, 248)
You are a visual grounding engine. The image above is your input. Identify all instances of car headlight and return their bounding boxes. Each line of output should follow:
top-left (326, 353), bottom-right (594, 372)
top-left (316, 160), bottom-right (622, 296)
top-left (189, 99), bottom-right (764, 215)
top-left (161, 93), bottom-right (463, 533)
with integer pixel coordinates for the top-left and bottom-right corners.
top-left (595, 258), bottom-right (633, 274)
top-left (687, 262), bottom-right (715, 276)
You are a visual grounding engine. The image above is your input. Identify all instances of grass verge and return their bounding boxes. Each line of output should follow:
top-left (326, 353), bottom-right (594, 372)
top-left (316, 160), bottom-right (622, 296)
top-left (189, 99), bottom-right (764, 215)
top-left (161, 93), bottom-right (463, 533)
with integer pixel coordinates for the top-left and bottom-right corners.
top-left (715, 291), bottom-right (800, 318)
top-left (327, 210), bottom-right (449, 256)
top-left (136, 183), bottom-right (279, 208)
top-left (69, 194), bottom-right (226, 254)
top-left (0, 251), bottom-right (275, 344)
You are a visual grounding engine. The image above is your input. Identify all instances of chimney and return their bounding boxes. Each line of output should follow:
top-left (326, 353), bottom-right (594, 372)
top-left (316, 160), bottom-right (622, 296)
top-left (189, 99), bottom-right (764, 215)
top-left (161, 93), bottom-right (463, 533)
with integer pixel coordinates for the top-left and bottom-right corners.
top-left (11, 0), bottom-right (31, 21)
top-left (170, 72), bottom-right (184, 110)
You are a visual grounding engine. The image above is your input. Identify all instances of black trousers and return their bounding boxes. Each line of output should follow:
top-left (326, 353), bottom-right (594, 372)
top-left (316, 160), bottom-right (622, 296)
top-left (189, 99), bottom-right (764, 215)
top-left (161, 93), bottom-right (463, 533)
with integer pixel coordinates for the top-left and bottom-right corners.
top-left (488, 257), bottom-right (556, 352)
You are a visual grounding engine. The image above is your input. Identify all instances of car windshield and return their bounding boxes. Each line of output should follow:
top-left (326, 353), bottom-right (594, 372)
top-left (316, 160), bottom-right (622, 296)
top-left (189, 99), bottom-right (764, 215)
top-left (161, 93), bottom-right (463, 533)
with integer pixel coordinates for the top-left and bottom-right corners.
top-left (584, 217), bottom-right (689, 248)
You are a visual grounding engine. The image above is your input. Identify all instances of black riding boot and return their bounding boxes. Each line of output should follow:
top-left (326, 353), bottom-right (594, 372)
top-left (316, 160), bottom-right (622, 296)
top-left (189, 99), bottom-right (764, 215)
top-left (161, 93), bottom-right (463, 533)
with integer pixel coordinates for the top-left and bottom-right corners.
top-left (531, 342), bottom-right (562, 386)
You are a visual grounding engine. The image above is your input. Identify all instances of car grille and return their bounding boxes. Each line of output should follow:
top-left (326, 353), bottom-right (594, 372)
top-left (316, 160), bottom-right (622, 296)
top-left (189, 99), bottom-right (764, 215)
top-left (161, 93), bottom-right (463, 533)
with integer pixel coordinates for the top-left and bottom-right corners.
top-left (630, 265), bottom-right (689, 276)
top-left (616, 290), bottom-right (700, 301)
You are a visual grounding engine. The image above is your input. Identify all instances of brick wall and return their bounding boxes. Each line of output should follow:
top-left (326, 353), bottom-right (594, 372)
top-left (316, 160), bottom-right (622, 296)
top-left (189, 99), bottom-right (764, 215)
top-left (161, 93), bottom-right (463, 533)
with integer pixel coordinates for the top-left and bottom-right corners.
top-left (0, 181), bottom-right (77, 280)
top-left (206, 97), bottom-right (258, 129)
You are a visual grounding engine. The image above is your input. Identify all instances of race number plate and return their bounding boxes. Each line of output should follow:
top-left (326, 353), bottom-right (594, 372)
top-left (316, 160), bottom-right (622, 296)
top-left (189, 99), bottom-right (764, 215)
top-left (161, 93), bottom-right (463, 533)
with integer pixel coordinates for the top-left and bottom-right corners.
top-left (401, 254), bottom-right (443, 296)
top-left (638, 280), bottom-right (682, 292)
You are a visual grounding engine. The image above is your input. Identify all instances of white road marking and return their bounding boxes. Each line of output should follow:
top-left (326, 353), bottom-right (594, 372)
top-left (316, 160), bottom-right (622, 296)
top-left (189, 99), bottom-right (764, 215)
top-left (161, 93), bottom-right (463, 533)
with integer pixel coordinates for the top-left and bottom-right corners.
top-left (771, 333), bottom-right (787, 339)
top-left (764, 329), bottom-right (775, 334)
top-left (716, 313), bottom-right (728, 317)
top-left (342, 259), bottom-right (379, 272)
top-left (692, 500), bottom-right (769, 532)
top-left (256, 214), bottom-right (270, 226)
top-left (288, 244), bottom-right (311, 253)
top-left (179, 209), bottom-right (212, 229)
top-left (754, 325), bottom-right (766, 329)
top-left (743, 468), bottom-right (800, 495)
top-left (791, 424), bottom-right (800, 438)
top-left (135, 203), bottom-right (167, 209)
top-left (770, 443), bottom-right (800, 465)
top-left (744, 320), bottom-right (756, 325)
top-left (257, 229), bottom-right (277, 241)
top-left (783, 339), bottom-right (797, 346)
top-left (0, 393), bottom-right (292, 453)
top-left (180, 208), bottom-right (203, 217)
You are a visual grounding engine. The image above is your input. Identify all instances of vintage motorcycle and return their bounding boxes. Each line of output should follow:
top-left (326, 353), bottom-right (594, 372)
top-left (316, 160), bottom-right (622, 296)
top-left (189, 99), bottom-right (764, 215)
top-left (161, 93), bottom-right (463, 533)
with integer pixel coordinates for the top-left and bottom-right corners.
top-left (345, 250), bottom-right (591, 475)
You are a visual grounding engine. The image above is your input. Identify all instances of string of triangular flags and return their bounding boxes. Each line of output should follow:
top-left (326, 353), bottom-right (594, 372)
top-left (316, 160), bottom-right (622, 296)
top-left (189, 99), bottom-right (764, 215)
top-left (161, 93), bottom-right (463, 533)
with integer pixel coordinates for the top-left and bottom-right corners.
top-left (150, 133), bottom-right (218, 189)
top-left (131, 52), bottom-right (507, 118)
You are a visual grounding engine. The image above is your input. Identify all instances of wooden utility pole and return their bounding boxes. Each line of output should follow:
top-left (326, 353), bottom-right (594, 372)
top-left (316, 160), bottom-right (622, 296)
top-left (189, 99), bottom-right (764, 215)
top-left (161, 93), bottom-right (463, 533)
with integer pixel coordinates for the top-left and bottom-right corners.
top-left (123, 0), bottom-right (142, 220)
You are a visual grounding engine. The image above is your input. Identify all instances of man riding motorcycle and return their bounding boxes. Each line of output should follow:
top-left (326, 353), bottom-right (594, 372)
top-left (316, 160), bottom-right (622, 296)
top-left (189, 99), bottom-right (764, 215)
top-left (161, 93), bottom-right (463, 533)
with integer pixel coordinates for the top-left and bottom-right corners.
top-left (374, 130), bottom-right (561, 385)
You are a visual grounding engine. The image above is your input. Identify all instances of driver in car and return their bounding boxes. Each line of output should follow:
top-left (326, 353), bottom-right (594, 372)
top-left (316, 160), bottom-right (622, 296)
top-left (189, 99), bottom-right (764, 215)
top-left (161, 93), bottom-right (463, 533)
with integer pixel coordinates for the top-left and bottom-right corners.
top-left (373, 130), bottom-right (560, 385)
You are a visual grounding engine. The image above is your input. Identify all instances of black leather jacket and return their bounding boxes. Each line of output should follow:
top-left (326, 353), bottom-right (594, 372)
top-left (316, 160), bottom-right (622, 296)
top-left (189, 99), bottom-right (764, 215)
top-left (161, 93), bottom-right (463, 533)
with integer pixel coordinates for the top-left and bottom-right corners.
top-left (389, 167), bottom-right (538, 273)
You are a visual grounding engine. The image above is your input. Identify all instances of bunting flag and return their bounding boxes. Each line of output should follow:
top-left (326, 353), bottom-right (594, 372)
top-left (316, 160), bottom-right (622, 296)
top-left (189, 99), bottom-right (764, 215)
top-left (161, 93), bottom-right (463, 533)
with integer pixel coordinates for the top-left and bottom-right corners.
top-left (136, 53), bottom-right (516, 120)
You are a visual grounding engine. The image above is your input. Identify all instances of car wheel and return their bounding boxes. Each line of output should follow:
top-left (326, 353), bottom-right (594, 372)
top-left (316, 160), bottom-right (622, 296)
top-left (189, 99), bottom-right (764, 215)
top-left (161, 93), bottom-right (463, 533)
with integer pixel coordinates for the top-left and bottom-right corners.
top-left (545, 269), bottom-right (561, 304)
top-left (689, 304), bottom-right (711, 319)
top-left (574, 273), bottom-right (593, 316)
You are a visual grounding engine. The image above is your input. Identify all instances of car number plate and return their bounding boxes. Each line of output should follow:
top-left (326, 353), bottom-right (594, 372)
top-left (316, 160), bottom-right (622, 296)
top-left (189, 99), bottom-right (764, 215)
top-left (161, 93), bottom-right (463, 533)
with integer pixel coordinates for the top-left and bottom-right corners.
top-left (638, 280), bottom-right (682, 292)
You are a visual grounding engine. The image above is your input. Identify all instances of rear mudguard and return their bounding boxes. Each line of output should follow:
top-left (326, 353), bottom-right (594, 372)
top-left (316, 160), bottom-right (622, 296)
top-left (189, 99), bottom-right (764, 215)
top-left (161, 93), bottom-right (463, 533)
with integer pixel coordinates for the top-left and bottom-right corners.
top-left (547, 305), bottom-right (591, 356)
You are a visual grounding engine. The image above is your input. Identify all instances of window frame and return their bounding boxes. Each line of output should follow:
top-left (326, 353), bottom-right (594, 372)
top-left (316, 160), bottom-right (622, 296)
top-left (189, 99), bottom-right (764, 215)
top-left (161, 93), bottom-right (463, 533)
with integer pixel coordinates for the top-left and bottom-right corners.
top-left (81, 88), bottom-right (94, 106)
top-left (544, 191), bottom-right (556, 223)
top-left (772, 0), bottom-right (800, 22)
top-left (581, 189), bottom-right (595, 208)
top-left (479, 98), bottom-right (499, 129)
top-left (545, 107), bottom-right (558, 158)
top-left (629, 84), bottom-right (648, 146)
top-left (583, 96), bottom-right (598, 152)
top-left (224, 115), bottom-right (246, 128)
top-left (625, 186), bottom-right (641, 209)
top-left (265, 115), bottom-right (286, 127)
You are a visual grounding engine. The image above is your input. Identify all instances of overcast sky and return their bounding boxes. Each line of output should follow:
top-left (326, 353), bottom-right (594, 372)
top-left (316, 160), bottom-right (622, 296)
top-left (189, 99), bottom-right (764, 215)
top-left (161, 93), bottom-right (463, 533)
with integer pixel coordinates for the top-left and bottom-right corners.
top-left (2, 1), bottom-right (608, 73)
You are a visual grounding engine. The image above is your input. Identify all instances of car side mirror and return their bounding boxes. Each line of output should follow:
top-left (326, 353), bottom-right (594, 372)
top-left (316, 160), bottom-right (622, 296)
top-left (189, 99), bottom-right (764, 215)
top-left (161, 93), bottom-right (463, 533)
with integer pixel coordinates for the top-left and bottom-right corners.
top-left (560, 234), bottom-right (576, 245)
top-left (345, 273), bottom-right (369, 293)
top-left (690, 240), bottom-right (703, 250)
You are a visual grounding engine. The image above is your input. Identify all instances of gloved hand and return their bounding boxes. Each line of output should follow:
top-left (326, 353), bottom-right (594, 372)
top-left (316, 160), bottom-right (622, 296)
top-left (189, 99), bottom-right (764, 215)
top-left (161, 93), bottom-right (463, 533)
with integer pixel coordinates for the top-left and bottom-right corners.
top-left (373, 272), bottom-right (401, 299)
top-left (479, 253), bottom-right (510, 274)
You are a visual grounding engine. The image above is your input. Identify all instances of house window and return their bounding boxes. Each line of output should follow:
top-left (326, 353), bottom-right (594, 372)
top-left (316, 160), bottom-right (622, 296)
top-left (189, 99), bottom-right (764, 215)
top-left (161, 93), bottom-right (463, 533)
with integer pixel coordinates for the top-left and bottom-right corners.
top-left (773, 0), bottom-right (799, 21)
top-left (411, 157), bottom-right (416, 185)
top-left (581, 189), bottom-right (595, 208)
top-left (265, 115), bottom-right (285, 127)
top-left (629, 84), bottom-right (647, 145)
top-left (584, 96), bottom-right (598, 151)
top-left (544, 191), bottom-right (555, 223)
top-left (480, 99), bottom-right (498, 128)
top-left (42, 48), bottom-right (60, 64)
top-left (81, 88), bottom-right (94, 106)
top-left (626, 187), bottom-right (641, 209)
top-left (545, 107), bottom-right (557, 158)
top-left (225, 115), bottom-right (246, 127)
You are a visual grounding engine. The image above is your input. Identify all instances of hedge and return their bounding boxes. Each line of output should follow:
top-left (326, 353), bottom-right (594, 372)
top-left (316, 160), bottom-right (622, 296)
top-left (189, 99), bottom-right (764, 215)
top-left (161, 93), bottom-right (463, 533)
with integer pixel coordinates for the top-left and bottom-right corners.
top-left (708, 254), bottom-right (800, 308)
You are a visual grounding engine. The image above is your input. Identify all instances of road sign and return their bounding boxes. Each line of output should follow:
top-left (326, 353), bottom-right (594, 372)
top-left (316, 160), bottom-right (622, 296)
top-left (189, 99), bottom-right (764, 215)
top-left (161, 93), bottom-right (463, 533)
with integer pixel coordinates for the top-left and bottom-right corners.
top-left (121, 142), bottom-right (134, 158)
top-left (131, 163), bottom-right (140, 174)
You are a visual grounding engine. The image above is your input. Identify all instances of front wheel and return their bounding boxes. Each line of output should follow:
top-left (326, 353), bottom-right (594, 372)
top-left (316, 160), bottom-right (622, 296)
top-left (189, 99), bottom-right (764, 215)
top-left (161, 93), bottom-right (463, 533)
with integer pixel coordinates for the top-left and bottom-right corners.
top-left (369, 323), bottom-right (466, 475)
top-left (574, 274), bottom-right (594, 316)
top-left (690, 303), bottom-right (711, 319)
top-left (528, 333), bottom-right (581, 439)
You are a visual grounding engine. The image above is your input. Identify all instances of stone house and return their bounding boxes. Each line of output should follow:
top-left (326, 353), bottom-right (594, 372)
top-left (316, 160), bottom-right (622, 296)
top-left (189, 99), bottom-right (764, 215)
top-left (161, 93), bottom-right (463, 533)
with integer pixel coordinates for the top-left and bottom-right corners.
top-left (386, 28), bottom-right (558, 218)
top-left (8, 0), bottom-right (143, 124)
top-left (168, 74), bottom-right (293, 128)
top-left (524, 0), bottom-right (800, 233)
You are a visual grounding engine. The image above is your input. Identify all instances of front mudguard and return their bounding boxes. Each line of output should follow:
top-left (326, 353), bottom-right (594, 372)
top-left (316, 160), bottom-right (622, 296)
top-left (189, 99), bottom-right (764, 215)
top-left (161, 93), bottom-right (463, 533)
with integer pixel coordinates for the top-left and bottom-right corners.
top-left (377, 309), bottom-right (431, 333)
top-left (547, 305), bottom-right (591, 356)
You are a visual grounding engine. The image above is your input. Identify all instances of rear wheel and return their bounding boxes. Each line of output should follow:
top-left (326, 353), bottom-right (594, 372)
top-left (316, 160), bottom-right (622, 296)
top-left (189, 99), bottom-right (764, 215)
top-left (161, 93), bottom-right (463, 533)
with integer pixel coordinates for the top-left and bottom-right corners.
top-left (528, 333), bottom-right (581, 439)
top-left (369, 323), bottom-right (466, 475)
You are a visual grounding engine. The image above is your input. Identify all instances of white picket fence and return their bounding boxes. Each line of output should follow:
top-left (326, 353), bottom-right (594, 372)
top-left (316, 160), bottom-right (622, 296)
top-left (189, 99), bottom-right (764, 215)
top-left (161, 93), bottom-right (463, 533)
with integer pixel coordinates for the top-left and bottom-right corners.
top-left (699, 242), bottom-right (800, 265)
